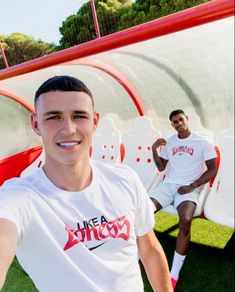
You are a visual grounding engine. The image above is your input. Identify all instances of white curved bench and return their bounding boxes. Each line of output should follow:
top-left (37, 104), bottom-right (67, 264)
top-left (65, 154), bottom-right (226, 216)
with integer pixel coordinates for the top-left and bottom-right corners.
top-left (121, 116), bottom-right (161, 190)
top-left (91, 117), bottom-right (121, 163)
top-left (204, 127), bottom-right (234, 228)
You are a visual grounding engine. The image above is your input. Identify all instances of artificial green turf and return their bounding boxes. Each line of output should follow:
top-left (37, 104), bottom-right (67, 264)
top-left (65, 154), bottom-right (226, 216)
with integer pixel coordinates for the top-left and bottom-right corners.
top-left (154, 212), bottom-right (233, 249)
top-left (148, 212), bottom-right (235, 292)
top-left (2, 213), bottom-right (234, 292)
top-left (1, 258), bottom-right (37, 292)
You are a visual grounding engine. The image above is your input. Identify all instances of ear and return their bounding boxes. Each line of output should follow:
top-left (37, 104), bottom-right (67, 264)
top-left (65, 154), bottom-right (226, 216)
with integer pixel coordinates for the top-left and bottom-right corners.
top-left (31, 113), bottom-right (41, 136)
top-left (93, 111), bottom-right (100, 132)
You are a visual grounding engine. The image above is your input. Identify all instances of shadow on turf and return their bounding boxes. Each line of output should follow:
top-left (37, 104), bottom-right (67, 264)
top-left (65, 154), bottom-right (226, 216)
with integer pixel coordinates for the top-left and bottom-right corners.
top-left (153, 227), bottom-right (235, 292)
top-left (154, 225), bottom-right (235, 262)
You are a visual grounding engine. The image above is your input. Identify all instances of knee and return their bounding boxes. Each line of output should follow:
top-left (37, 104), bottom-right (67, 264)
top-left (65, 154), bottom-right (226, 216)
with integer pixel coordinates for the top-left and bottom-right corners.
top-left (150, 197), bottom-right (162, 211)
top-left (179, 215), bottom-right (193, 233)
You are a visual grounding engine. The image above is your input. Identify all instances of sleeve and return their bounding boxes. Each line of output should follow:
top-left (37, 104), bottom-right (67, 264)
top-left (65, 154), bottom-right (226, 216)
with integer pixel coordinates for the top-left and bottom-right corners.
top-left (159, 136), bottom-right (172, 160)
top-left (0, 181), bottom-right (29, 239)
top-left (131, 171), bottom-right (156, 237)
top-left (0, 197), bottom-right (21, 238)
top-left (159, 145), bottom-right (168, 160)
top-left (203, 140), bottom-right (217, 161)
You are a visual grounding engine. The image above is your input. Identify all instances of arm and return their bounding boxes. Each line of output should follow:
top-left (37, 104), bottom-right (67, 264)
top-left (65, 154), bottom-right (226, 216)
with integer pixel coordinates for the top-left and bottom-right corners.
top-left (0, 219), bottom-right (17, 289)
top-left (152, 139), bottom-right (168, 171)
top-left (137, 229), bottom-right (173, 292)
top-left (177, 158), bottom-right (217, 194)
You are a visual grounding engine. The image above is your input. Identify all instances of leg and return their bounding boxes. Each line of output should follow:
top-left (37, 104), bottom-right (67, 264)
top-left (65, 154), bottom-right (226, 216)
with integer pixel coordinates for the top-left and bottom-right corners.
top-left (176, 201), bottom-right (196, 255)
top-left (170, 201), bottom-right (196, 286)
top-left (150, 197), bottom-right (162, 212)
top-left (149, 183), bottom-right (174, 213)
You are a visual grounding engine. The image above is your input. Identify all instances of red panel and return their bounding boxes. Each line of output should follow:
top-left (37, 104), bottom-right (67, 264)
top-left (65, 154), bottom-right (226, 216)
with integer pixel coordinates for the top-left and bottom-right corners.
top-left (210, 146), bottom-right (221, 187)
top-left (0, 145), bottom-right (42, 186)
top-left (120, 144), bottom-right (125, 163)
top-left (0, 0), bottom-right (233, 81)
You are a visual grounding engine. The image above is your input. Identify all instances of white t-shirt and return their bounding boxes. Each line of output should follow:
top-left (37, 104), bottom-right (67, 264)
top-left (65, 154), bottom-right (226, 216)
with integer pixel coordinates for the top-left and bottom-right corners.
top-left (160, 133), bottom-right (217, 185)
top-left (0, 161), bottom-right (155, 292)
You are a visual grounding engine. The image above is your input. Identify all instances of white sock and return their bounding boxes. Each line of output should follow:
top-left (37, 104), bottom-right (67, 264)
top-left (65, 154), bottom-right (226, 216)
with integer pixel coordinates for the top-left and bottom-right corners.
top-left (170, 251), bottom-right (186, 280)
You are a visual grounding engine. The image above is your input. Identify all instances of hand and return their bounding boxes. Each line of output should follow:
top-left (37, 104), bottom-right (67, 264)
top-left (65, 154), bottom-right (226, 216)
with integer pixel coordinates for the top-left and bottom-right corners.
top-left (152, 138), bottom-right (166, 150)
top-left (177, 184), bottom-right (195, 195)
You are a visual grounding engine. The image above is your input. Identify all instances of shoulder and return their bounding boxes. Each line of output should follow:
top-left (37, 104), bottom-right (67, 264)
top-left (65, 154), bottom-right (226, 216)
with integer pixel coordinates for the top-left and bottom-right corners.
top-left (189, 134), bottom-right (216, 159)
top-left (190, 133), bottom-right (214, 146)
top-left (92, 160), bottom-right (138, 183)
top-left (1, 176), bottom-right (27, 191)
top-left (166, 133), bottom-right (177, 142)
top-left (0, 169), bottom-right (40, 198)
top-left (166, 133), bottom-right (177, 143)
top-left (92, 160), bottom-right (136, 175)
top-left (0, 178), bottom-right (31, 210)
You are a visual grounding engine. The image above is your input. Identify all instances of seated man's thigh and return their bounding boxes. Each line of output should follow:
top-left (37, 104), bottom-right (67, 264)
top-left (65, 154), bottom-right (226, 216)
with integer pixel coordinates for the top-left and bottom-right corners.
top-left (174, 190), bottom-right (198, 216)
top-left (149, 183), bottom-right (176, 209)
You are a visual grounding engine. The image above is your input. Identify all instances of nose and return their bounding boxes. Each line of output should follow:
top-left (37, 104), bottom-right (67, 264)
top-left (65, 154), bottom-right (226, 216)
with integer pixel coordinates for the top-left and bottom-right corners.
top-left (177, 119), bottom-right (184, 125)
top-left (60, 117), bottom-right (76, 136)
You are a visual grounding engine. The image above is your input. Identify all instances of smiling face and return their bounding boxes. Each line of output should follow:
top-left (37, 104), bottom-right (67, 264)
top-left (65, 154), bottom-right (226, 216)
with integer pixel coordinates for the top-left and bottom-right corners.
top-left (31, 90), bottom-right (99, 167)
top-left (170, 113), bottom-right (190, 136)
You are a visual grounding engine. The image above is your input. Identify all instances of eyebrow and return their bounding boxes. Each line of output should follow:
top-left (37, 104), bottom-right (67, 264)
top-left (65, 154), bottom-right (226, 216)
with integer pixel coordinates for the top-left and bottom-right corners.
top-left (43, 110), bottom-right (89, 116)
top-left (173, 117), bottom-right (185, 122)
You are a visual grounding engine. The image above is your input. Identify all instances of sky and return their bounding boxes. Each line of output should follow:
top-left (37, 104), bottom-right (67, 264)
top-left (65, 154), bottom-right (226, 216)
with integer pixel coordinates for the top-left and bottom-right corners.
top-left (0, 0), bottom-right (88, 44)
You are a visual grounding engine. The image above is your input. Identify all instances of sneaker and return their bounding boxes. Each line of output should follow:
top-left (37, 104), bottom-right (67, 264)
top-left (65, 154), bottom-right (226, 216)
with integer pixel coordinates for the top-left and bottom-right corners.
top-left (171, 277), bottom-right (178, 290)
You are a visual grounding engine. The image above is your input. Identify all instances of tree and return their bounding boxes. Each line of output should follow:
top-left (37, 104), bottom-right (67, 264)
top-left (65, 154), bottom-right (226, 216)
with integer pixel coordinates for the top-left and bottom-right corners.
top-left (59, 0), bottom-right (132, 49)
top-left (58, 0), bottom-right (209, 49)
top-left (58, 2), bottom-right (94, 49)
top-left (0, 33), bottom-right (56, 69)
top-left (118, 0), bottom-right (209, 30)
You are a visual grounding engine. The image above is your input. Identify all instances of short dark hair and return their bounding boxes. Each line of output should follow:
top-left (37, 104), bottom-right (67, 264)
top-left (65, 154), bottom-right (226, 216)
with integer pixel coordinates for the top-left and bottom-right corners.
top-left (169, 109), bottom-right (186, 121)
top-left (34, 75), bottom-right (94, 108)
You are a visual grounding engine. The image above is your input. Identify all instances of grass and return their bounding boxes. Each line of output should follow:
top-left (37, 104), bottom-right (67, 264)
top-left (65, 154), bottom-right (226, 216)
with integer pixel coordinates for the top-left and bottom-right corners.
top-left (2, 212), bottom-right (234, 292)
top-left (143, 212), bottom-right (235, 292)
top-left (1, 259), bottom-right (37, 292)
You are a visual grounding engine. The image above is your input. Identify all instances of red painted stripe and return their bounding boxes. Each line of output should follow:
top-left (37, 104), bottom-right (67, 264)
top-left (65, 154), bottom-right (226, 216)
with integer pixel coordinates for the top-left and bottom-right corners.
top-left (0, 89), bottom-right (34, 112)
top-left (0, 0), bottom-right (233, 81)
top-left (72, 58), bottom-right (145, 115)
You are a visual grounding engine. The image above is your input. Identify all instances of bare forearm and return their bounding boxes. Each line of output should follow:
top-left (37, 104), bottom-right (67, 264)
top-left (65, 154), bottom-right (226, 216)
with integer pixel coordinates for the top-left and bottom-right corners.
top-left (0, 268), bottom-right (7, 290)
top-left (137, 231), bottom-right (172, 291)
top-left (0, 219), bottom-right (17, 289)
top-left (0, 242), bottom-right (15, 289)
top-left (152, 148), bottom-right (166, 171)
top-left (190, 168), bottom-right (217, 189)
top-left (141, 245), bottom-right (172, 292)
top-left (178, 158), bottom-right (217, 194)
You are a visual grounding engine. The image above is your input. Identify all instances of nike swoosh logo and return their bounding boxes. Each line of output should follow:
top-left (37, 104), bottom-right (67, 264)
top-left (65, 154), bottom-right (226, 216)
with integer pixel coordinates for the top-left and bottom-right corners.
top-left (89, 242), bottom-right (106, 251)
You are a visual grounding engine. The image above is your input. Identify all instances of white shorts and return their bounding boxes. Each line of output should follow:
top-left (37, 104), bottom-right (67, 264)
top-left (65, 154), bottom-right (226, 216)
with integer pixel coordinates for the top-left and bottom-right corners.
top-left (149, 182), bottom-right (199, 209)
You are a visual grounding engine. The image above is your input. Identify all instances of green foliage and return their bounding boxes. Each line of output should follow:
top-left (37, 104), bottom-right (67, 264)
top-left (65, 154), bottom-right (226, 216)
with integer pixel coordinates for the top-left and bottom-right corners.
top-left (59, 0), bottom-right (132, 48)
top-left (99, 0), bottom-right (132, 11)
top-left (58, 0), bottom-right (209, 49)
top-left (58, 1), bottom-right (94, 49)
top-left (0, 33), bottom-right (56, 69)
top-left (0, 0), bottom-right (210, 62)
top-left (0, 1), bottom-right (211, 66)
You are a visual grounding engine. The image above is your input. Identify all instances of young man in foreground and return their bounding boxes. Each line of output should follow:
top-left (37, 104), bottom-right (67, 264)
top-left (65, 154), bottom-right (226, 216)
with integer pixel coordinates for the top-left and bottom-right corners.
top-left (0, 76), bottom-right (172, 292)
top-left (150, 109), bottom-right (217, 290)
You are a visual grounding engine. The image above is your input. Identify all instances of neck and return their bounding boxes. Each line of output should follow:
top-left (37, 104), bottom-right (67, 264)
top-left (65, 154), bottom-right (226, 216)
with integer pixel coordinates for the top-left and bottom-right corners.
top-left (178, 129), bottom-right (191, 139)
top-left (43, 157), bottom-right (92, 192)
